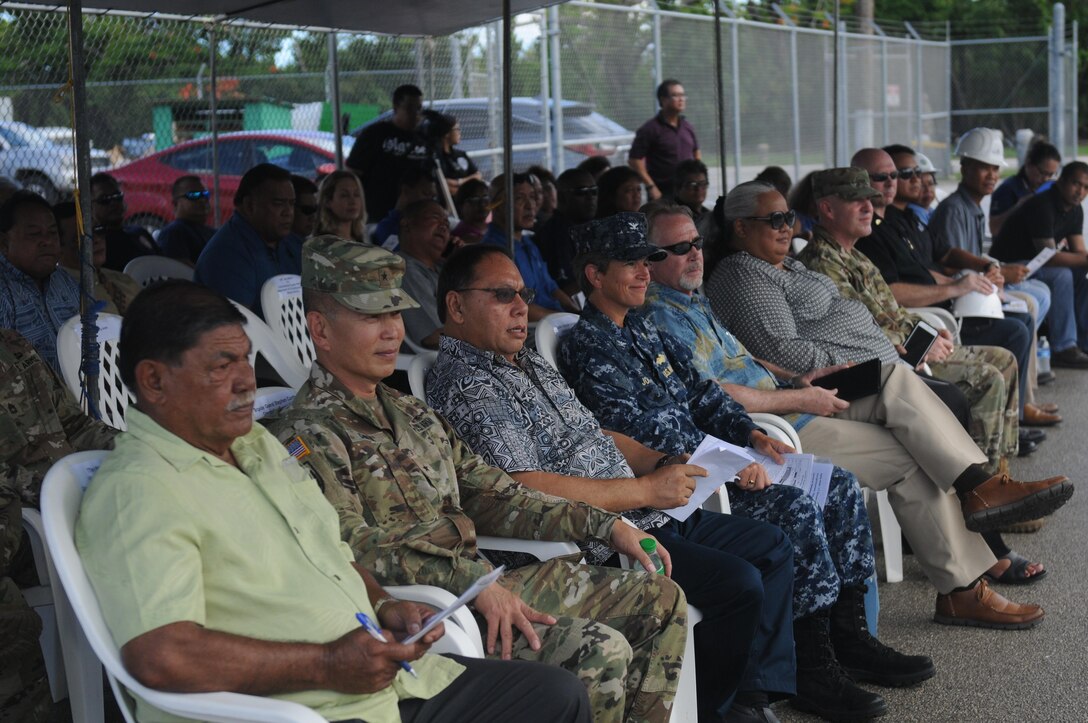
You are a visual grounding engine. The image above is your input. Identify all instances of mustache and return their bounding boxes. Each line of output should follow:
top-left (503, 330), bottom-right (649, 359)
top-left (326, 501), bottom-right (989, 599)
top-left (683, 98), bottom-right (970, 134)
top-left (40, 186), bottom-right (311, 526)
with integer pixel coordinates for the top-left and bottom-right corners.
top-left (226, 390), bottom-right (256, 412)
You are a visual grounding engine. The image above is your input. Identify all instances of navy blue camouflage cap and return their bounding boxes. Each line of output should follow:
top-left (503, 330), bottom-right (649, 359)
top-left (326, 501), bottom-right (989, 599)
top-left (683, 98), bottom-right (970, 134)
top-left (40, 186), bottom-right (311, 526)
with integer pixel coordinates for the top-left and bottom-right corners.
top-left (301, 235), bottom-right (420, 314)
top-left (571, 212), bottom-right (668, 262)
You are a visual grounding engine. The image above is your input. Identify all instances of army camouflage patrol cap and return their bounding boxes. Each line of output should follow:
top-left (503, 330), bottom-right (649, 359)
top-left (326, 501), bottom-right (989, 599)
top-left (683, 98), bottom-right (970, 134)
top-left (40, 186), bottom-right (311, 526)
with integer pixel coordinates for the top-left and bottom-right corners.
top-left (811, 167), bottom-right (883, 201)
top-left (571, 212), bottom-right (668, 262)
top-left (301, 235), bottom-right (420, 314)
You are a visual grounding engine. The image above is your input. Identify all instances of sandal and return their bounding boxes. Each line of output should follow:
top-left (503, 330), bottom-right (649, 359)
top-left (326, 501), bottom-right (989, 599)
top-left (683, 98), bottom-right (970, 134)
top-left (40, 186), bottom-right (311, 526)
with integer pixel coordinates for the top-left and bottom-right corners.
top-left (983, 551), bottom-right (1047, 586)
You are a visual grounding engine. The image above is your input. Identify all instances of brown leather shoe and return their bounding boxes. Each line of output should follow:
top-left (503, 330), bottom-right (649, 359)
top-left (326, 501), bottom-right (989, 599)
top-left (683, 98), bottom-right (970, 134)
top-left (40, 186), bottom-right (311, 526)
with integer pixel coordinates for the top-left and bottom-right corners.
top-left (934, 580), bottom-right (1044, 630)
top-left (1023, 403), bottom-right (1062, 426)
top-left (962, 473), bottom-right (1074, 533)
top-left (1035, 402), bottom-right (1060, 414)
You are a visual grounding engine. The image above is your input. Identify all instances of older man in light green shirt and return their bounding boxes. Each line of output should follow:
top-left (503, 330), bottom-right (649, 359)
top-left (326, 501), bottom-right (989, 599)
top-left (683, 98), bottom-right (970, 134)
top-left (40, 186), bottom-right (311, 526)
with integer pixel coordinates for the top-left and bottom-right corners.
top-left (76, 279), bottom-right (591, 723)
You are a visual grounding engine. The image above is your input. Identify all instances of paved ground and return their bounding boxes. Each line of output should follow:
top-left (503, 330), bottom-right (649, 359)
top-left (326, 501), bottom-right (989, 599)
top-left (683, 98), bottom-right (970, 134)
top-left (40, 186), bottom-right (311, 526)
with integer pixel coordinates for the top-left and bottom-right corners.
top-left (775, 364), bottom-right (1088, 722)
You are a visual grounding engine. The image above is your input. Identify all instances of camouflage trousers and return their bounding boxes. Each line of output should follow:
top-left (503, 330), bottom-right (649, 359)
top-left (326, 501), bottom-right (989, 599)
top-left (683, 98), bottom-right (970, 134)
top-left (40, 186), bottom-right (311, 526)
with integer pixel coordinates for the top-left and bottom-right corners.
top-left (0, 497), bottom-right (52, 723)
top-left (497, 558), bottom-right (687, 723)
top-left (728, 467), bottom-right (875, 618)
top-left (931, 344), bottom-right (1019, 473)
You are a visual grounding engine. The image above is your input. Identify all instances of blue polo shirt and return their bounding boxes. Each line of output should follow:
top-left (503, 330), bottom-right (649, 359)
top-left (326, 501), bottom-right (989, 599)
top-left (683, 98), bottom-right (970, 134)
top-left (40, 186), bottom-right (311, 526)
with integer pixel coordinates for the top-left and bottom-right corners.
top-left (481, 223), bottom-right (562, 311)
top-left (194, 213), bottom-right (302, 317)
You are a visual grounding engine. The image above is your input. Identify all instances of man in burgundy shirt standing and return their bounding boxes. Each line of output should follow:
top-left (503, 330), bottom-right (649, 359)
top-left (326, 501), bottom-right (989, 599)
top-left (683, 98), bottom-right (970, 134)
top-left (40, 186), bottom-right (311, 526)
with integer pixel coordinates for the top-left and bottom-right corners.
top-left (628, 79), bottom-right (700, 201)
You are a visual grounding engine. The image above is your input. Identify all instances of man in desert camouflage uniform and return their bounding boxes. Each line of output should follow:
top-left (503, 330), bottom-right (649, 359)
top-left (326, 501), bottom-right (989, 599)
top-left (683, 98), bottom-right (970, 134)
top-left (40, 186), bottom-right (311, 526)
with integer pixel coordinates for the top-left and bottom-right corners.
top-left (0, 329), bottom-right (115, 720)
top-left (266, 237), bottom-right (687, 723)
top-left (798, 167), bottom-right (1022, 472)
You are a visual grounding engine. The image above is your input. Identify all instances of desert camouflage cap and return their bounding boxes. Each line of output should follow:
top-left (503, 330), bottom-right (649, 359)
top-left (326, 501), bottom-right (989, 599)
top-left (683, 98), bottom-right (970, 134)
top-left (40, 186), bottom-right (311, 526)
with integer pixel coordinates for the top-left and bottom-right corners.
top-left (571, 212), bottom-right (668, 261)
top-left (302, 235), bottom-right (420, 314)
top-left (811, 167), bottom-right (882, 201)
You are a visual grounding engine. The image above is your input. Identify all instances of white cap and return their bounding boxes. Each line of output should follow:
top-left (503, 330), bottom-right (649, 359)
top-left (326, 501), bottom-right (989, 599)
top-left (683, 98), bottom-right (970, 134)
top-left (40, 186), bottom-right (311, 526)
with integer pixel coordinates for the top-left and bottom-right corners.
top-left (952, 288), bottom-right (1005, 320)
top-left (955, 128), bottom-right (1008, 167)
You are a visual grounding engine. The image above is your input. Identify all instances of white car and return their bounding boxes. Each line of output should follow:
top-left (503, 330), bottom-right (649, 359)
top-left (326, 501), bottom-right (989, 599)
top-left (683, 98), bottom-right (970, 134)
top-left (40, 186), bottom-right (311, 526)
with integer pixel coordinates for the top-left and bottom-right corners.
top-left (0, 121), bottom-right (110, 202)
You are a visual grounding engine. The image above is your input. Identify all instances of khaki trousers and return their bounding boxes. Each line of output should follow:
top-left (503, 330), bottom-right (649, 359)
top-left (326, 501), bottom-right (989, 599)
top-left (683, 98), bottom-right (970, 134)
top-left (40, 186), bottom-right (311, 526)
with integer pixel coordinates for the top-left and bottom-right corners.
top-left (797, 363), bottom-right (994, 593)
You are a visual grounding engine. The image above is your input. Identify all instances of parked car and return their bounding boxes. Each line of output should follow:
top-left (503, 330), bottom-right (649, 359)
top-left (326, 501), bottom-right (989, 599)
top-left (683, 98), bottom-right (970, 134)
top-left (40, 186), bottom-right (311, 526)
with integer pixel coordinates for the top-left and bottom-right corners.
top-left (353, 97), bottom-right (634, 177)
top-left (109, 130), bottom-right (353, 232)
top-left (37, 126), bottom-right (114, 169)
top-left (0, 121), bottom-right (111, 202)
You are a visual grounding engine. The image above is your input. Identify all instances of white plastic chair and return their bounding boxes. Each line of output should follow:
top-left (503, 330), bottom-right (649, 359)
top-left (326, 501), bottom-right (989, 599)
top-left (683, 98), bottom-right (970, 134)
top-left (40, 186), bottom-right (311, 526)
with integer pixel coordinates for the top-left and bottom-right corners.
top-left (19, 508), bottom-right (68, 702)
top-left (56, 313), bottom-right (134, 431)
top-left (906, 306), bottom-right (961, 345)
top-left (534, 312), bottom-right (581, 370)
top-left (407, 351), bottom-right (439, 401)
top-left (122, 256), bottom-right (194, 287)
top-left (230, 301), bottom-right (311, 390)
top-left (39, 450), bottom-right (484, 723)
top-left (260, 275), bottom-right (316, 369)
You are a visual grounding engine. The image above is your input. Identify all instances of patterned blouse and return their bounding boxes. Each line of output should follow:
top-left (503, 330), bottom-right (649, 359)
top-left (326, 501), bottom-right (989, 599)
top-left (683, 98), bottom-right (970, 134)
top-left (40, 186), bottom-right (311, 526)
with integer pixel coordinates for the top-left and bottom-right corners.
top-left (705, 246), bottom-right (900, 373)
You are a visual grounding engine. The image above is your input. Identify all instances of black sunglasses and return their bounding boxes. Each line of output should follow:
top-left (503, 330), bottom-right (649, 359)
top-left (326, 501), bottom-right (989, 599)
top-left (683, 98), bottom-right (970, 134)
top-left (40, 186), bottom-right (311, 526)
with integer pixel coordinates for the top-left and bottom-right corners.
top-left (661, 237), bottom-right (705, 255)
top-left (868, 171), bottom-right (899, 182)
top-left (743, 210), bottom-right (796, 230)
top-left (177, 189), bottom-right (210, 201)
top-left (296, 204), bottom-right (320, 215)
top-left (93, 192), bottom-right (124, 205)
top-left (457, 287), bottom-right (536, 304)
top-left (571, 186), bottom-right (599, 197)
top-left (895, 167), bottom-right (920, 180)
top-left (681, 180), bottom-right (710, 191)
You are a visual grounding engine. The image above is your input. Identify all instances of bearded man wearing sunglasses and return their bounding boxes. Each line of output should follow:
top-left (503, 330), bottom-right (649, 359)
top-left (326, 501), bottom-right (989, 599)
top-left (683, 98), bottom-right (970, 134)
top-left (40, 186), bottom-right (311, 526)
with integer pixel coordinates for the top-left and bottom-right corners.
top-left (90, 172), bottom-right (159, 272)
top-left (157, 175), bottom-right (216, 265)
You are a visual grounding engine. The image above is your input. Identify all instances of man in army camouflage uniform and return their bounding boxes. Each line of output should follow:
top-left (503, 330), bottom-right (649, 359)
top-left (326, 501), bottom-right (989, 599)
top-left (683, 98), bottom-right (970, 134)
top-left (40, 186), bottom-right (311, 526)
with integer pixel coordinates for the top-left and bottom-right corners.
top-left (266, 236), bottom-right (688, 723)
top-left (797, 165), bottom-right (1028, 472)
top-left (0, 329), bottom-right (116, 721)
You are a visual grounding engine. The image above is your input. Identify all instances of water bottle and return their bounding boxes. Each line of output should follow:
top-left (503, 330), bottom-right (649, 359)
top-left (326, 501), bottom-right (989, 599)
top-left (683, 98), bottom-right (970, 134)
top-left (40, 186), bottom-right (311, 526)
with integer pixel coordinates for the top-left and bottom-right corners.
top-left (1037, 336), bottom-right (1051, 375)
top-left (640, 538), bottom-right (665, 575)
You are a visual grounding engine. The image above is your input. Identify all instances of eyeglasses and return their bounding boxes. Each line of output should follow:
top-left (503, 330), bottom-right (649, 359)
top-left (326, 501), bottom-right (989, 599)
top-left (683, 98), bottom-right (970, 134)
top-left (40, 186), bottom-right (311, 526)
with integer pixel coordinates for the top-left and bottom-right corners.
top-left (456, 287), bottom-right (536, 304)
top-left (680, 180), bottom-right (710, 191)
top-left (93, 192), bottom-right (124, 205)
top-left (571, 186), bottom-right (599, 197)
top-left (660, 237), bottom-right (704, 255)
top-left (895, 167), bottom-right (920, 180)
top-left (742, 210), bottom-right (796, 230)
top-left (463, 195), bottom-right (490, 205)
top-left (867, 171), bottom-right (899, 182)
top-left (177, 190), bottom-right (210, 201)
top-left (296, 204), bottom-right (320, 215)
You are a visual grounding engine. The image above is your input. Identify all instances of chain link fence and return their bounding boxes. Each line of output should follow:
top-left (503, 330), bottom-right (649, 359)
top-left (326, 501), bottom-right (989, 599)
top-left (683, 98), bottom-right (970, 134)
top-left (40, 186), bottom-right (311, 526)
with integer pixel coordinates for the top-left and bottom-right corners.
top-left (0, 0), bottom-right (1075, 226)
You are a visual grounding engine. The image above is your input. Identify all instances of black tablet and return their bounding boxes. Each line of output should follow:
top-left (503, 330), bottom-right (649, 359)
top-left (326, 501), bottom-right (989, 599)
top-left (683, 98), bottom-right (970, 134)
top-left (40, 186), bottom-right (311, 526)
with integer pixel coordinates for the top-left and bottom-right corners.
top-left (810, 358), bottom-right (881, 401)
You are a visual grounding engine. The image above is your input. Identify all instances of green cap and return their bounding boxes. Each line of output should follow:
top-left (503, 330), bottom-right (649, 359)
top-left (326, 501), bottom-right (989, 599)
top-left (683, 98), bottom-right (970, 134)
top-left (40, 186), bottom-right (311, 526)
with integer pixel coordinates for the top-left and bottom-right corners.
top-left (810, 167), bottom-right (882, 202)
top-left (301, 235), bottom-right (420, 314)
top-left (639, 537), bottom-right (658, 553)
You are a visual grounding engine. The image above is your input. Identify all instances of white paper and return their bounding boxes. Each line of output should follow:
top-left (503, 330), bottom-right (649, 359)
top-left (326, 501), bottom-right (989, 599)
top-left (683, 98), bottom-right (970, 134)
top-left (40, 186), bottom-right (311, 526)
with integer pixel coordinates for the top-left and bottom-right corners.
top-left (1001, 297), bottom-right (1029, 314)
top-left (660, 435), bottom-right (753, 521)
top-left (401, 566), bottom-right (505, 644)
top-left (1023, 247), bottom-right (1057, 278)
top-left (745, 451), bottom-right (832, 508)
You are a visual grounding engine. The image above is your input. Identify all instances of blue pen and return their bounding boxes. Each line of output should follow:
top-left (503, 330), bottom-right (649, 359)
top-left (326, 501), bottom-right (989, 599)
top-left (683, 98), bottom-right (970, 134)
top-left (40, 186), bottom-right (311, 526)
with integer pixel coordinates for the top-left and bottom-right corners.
top-left (355, 612), bottom-right (418, 679)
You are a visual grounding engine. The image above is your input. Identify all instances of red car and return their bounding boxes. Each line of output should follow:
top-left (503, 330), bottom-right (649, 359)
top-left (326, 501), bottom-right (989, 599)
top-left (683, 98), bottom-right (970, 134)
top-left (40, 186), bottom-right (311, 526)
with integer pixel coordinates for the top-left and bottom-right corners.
top-left (109, 130), bottom-right (353, 232)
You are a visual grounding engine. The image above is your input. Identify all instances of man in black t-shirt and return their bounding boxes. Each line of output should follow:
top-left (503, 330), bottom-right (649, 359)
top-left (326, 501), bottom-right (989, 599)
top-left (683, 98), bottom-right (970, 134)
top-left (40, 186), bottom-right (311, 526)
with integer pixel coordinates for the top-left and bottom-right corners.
top-left (991, 162), bottom-right (1088, 360)
top-left (346, 84), bottom-right (433, 222)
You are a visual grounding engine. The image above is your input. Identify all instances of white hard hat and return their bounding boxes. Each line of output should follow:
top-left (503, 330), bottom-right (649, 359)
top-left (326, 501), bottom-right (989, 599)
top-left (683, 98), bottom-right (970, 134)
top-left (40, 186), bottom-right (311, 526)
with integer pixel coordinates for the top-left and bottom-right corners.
top-left (955, 128), bottom-right (1008, 167)
top-left (915, 152), bottom-right (937, 174)
top-left (952, 289), bottom-right (1005, 320)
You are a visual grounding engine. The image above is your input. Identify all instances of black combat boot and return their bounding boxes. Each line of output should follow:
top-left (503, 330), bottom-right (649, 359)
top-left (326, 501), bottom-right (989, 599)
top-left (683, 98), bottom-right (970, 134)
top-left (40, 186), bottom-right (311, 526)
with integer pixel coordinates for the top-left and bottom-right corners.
top-left (830, 584), bottom-right (937, 687)
top-left (791, 610), bottom-right (888, 721)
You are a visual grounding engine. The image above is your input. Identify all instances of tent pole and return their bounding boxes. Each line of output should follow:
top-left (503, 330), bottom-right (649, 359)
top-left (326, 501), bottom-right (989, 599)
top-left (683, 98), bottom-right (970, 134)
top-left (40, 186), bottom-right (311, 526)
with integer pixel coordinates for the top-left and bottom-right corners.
top-left (210, 23), bottom-right (221, 226)
top-left (328, 31), bottom-right (344, 168)
top-left (503, 0), bottom-right (514, 255)
top-left (714, 0), bottom-right (727, 194)
top-left (69, 0), bottom-right (99, 418)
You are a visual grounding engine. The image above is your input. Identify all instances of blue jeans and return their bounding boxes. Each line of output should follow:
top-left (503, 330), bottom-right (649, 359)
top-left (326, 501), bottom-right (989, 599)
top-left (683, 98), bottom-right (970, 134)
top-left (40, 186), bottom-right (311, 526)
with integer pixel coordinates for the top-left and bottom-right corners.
top-left (1007, 278), bottom-right (1051, 331)
top-left (1025, 265), bottom-right (1088, 352)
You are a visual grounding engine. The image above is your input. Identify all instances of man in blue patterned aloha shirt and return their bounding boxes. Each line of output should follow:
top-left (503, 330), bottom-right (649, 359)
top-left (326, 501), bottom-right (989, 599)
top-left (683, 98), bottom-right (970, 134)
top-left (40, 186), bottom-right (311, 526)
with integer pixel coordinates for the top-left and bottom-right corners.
top-left (640, 202), bottom-right (1055, 623)
top-left (426, 243), bottom-right (796, 723)
top-left (558, 212), bottom-right (938, 722)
